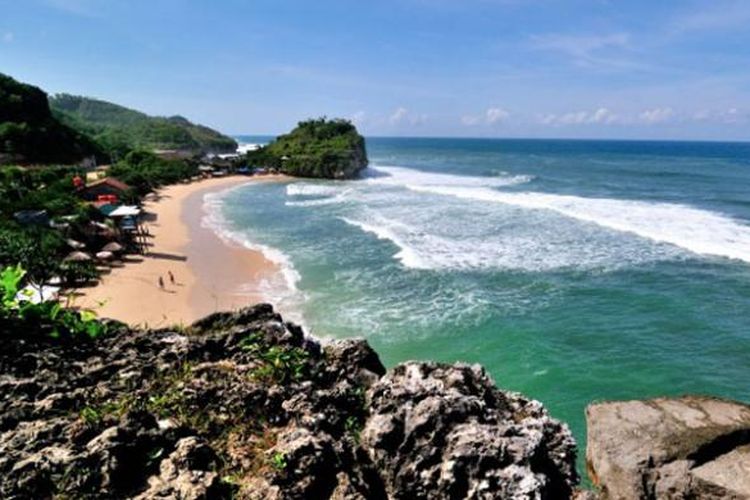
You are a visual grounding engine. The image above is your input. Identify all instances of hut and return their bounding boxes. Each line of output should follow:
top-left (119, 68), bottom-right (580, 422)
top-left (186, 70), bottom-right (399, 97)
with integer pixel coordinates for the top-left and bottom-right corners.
top-left (78, 177), bottom-right (131, 203)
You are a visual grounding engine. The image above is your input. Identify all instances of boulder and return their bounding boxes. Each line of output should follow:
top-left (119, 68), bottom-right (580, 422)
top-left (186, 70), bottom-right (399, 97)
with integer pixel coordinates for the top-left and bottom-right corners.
top-left (586, 396), bottom-right (750, 499)
top-left (361, 362), bottom-right (579, 499)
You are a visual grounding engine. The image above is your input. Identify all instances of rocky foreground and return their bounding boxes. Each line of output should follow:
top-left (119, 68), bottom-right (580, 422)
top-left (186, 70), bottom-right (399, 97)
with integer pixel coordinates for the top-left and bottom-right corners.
top-left (0, 304), bottom-right (577, 499)
top-left (1, 304), bottom-right (749, 499)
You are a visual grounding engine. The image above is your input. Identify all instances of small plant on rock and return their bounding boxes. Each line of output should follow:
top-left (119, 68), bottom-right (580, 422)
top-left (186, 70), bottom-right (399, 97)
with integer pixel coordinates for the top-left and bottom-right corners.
top-left (270, 451), bottom-right (287, 471)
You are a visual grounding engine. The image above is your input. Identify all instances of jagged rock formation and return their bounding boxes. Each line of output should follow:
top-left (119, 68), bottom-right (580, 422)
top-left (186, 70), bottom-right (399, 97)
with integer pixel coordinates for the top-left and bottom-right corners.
top-left (0, 304), bottom-right (578, 499)
top-left (363, 363), bottom-right (578, 499)
top-left (586, 396), bottom-right (750, 499)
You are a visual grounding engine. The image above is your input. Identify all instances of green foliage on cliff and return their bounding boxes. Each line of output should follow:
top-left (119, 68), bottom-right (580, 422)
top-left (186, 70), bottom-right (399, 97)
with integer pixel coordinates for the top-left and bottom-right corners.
top-left (248, 118), bottom-right (368, 179)
top-left (109, 150), bottom-right (198, 195)
top-left (50, 94), bottom-right (238, 157)
top-left (0, 73), bottom-right (103, 165)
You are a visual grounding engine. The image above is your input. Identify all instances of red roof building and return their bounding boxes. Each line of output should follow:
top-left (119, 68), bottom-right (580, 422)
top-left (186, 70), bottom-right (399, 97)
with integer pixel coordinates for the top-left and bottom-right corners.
top-left (78, 177), bottom-right (132, 202)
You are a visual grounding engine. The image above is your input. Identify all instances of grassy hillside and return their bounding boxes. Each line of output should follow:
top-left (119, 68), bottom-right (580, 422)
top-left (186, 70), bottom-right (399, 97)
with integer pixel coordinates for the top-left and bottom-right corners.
top-left (248, 118), bottom-right (367, 179)
top-left (0, 73), bottom-right (103, 165)
top-left (50, 94), bottom-right (237, 157)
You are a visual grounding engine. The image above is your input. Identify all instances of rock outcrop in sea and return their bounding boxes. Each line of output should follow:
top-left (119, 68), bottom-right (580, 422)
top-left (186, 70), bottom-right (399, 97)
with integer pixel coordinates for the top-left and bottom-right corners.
top-left (586, 396), bottom-right (750, 499)
top-left (0, 304), bottom-right (577, 499)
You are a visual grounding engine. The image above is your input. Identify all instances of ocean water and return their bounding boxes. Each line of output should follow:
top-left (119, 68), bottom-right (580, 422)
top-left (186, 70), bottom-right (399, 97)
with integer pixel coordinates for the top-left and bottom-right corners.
top-left (210, 137), bottom-right (750, 469)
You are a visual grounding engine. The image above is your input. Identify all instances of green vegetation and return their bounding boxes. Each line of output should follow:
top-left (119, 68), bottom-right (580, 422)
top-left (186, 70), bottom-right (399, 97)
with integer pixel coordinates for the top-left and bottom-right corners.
top-left (0, 73), bottom-right (103, 165)
top-left (50, 94), bottom-right (237, 158)
top-left (1, 72), bottom-right (237, 165)
top-left (0, 165), bottom-right (102, 288)
top-left (1, 264), bottom-right (107, 339)
top-left (241, 332), bottom-right (310, 383)
top-left (270, 451), bottom-right (288, 471)
top-left (109, 150), bottom-right (198, 195)
top-left (247, 118), bottom-right (367, 179)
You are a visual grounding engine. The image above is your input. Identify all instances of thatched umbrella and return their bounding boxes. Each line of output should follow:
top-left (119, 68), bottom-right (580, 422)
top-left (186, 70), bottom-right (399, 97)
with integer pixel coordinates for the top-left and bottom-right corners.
top-left (101, 242), bottom-right (124, 253)
top-left (96, 251), bottom-right (114, 261)
top-left (66, 238), bottom-right (85, 249)
top-left (64, 251), bottom-right (92, 262)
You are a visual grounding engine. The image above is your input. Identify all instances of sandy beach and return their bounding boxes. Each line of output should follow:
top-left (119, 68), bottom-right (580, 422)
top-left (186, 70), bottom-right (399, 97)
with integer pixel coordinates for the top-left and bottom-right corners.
top-left (75, 175), bottom-right (288, 328)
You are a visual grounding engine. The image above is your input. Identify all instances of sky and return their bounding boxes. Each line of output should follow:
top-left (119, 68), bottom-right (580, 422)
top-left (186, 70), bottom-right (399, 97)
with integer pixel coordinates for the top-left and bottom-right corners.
top-left (1, 0), bottom-right (749, 141)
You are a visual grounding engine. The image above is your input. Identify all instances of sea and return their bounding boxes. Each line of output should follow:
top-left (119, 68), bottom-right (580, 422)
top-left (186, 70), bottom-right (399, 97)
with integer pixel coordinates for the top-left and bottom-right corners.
top-left (207, 136), bottom-right (750, 470)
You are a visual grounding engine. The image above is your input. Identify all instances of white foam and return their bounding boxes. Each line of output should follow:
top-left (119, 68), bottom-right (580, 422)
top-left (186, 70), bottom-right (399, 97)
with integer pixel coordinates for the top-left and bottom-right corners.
top-left (201, 190), bottom-right (305, 322)
top-left (339, 216), bottom-right (428, 269)
top-left (286, 183), bottom-right (342, 197)
top-left (405, 184), bottom-right (750, 264)
top-left (236, 142), bottom-right (263, 154)
top-left (368, 165), bottom-right (534, 189)
top-left (285, 194), bottom-right (348, 207)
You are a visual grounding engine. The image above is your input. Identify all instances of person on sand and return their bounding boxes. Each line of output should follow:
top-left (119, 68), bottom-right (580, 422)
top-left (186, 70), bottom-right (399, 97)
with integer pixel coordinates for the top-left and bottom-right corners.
top-left (158, 276), bottom-right (165, 289)
top-left (168, 271), bottom-right (175, 284)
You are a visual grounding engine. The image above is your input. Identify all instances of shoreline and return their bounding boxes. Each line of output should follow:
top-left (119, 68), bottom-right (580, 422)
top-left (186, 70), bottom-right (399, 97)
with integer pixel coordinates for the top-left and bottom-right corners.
top-left (75, 175), bottom-right (290, 328)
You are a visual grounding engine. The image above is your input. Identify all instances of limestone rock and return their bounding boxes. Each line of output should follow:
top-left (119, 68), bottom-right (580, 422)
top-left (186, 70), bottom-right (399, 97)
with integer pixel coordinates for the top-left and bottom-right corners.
top-left (0, 304), bottom-right (579, 499)
top-left (362, 362), bottom-right (579, 499)
top-left (586, 396), bottom-right (750, 499)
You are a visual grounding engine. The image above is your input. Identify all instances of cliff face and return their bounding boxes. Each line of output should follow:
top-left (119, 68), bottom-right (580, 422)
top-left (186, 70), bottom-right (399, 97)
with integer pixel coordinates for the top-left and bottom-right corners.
top-left (0, 304), bottom-right (577, 499)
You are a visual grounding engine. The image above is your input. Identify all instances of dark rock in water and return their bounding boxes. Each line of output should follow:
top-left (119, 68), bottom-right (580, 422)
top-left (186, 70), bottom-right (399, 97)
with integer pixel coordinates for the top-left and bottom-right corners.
top-left (362, 362), bottom-right (579, 499)
top-left (586, 396), bottom-right (750, 499)
top-left (0, 303), bottom-right (577, 498)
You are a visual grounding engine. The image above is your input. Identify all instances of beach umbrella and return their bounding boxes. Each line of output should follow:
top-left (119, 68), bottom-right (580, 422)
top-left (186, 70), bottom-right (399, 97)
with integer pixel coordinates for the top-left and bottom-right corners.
top-left (96, 251), bottom-right (114, 261)
top-left (101, 242), bottom-right (123, 253)
top-left (64, 251), bottom-right (92, 262)
top-left (66, 238), bottom-right (85, 249)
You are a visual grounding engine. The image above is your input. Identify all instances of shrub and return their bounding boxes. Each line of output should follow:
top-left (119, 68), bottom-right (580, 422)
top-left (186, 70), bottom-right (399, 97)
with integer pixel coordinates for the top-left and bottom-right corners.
top-left (0, 264), bottom-right (107, 339)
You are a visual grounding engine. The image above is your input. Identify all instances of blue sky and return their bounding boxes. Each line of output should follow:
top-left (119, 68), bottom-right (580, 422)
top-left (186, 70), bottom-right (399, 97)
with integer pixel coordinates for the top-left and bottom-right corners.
top-left (1, 0), bottom-right (749, 140)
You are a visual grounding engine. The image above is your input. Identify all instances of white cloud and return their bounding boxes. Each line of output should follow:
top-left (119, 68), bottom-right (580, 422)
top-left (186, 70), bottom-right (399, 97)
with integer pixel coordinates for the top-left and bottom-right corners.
top-left (2, 32), bottom-right (13, 43)
top-left (638, 107), bottom-right (674, 124)
top-left (485, 107), bottom-right (510, 124)
top-left (540, 107), bottom-right (619, 126)
top-left (692, 107), bottom-right (745, 124)
top-left (389, 107), bottom-right (425, 126)
top-left (461, 106), bottom-right (510, 126)
top-left (389, 107), bottom-right (409, 124)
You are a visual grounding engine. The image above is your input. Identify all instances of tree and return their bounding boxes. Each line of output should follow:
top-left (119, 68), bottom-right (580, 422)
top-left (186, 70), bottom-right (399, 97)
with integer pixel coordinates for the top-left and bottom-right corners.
top-left (0, 227), bottom-right (64, 297)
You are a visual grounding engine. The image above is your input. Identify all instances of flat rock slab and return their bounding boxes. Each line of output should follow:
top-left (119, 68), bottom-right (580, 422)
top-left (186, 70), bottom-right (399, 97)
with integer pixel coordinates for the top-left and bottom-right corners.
top-left (586, 396), bottom-right (750, 499)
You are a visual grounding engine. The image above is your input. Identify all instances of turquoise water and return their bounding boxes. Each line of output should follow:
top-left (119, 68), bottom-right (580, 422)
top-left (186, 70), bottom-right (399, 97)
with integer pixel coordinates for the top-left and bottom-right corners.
top-left (213, 137), bottom-right (750, 468)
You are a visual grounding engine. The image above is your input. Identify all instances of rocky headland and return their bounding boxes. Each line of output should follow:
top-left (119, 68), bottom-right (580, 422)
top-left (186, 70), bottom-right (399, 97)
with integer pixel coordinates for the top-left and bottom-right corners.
top-left (246, 118), bottom-right (368, 179)
top-left (1, 304), bottom-right (749, 499)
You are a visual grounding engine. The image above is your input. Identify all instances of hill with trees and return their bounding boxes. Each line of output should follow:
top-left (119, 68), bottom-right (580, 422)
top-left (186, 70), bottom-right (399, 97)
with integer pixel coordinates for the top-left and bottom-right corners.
top-left (50, 94), bottom-right (237, 158)
top-left (247, 118), bottom-right (367, 179)
top-left (0, 73), bottom-right (103, 165)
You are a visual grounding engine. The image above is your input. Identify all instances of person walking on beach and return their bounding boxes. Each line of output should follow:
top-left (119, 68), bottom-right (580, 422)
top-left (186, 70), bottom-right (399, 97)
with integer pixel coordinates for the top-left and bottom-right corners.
top-left (168, 271), bottom-right (175, 285)
top-left (158, 276), bottom-right (165, 289)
